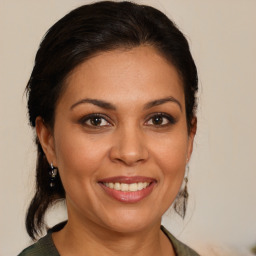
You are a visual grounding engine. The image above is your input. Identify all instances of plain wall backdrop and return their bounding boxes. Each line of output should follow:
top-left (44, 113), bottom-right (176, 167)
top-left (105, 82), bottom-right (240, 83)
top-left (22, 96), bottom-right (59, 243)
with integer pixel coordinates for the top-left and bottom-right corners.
top-left (0, 0), bottom-right (255, 255)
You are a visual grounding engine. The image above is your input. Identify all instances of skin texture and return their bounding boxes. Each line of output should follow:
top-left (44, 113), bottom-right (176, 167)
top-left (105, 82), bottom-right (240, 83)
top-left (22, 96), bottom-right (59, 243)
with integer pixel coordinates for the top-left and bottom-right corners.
top-left (36, 46), bottom-right (196, 256)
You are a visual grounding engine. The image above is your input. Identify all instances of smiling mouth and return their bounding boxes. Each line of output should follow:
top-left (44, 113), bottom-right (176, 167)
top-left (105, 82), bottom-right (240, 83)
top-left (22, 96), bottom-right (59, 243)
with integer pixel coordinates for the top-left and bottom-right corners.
top-left (103, 182), bottom-right (150, 192)
top-left (98, 176), bottom-right (156, 203)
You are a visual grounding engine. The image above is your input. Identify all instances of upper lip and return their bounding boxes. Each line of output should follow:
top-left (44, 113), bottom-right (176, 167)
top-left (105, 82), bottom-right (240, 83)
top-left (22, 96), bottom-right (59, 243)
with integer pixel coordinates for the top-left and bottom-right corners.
top-left (98, 176), bottom-right (156, 184)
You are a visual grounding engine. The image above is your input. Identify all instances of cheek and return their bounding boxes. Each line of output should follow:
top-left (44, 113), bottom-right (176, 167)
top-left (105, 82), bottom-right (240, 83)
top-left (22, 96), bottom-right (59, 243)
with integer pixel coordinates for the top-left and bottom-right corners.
top-left (54, 127), bottom-right (110, 181)
top-left (149, 130), bottom-right (188, 192)
top-left (150, 131), bottom-right (188, 170)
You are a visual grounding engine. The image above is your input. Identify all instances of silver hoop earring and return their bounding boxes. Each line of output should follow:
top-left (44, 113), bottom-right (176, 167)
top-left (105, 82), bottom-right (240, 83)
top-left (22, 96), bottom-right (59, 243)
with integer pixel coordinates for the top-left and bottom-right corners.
top-left (49, 163), bottom-right (58, 188)
top-left (174, 165), bottom-right (189, 218)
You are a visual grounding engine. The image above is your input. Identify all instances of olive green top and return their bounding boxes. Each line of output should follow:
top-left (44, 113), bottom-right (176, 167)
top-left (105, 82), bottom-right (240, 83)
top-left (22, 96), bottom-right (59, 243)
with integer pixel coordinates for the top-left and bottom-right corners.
top-left (18, 222), bottom-right (199, 256)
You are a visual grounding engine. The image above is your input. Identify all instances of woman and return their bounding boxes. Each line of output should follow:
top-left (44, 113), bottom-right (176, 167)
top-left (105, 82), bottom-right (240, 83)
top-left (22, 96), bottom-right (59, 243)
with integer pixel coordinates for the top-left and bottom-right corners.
top-left (19, 1), bottom-right (199, 255)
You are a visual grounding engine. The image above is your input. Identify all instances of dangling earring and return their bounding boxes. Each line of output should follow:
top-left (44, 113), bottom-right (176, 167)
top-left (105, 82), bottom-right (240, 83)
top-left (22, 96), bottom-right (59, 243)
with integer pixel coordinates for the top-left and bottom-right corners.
top-left (174, 165), bottom-right (189, 219)
top-left (49, 163), bottom-right (58, 188)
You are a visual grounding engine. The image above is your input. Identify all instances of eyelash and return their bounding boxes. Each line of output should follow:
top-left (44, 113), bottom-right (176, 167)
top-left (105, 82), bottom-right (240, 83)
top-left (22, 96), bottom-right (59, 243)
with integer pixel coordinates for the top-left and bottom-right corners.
top-left (145, 113), bottom-right (177, 127)
top-left (79, 113), bottom-right (112, 128)
top-left (79, 112), bottom-right (176, 128)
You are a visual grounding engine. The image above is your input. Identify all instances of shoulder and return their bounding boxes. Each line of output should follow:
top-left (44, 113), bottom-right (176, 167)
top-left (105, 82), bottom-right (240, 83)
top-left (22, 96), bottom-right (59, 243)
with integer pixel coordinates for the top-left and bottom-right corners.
top-left (18, 233), bottom-right (59, 256)
top-left (18, 222), bottom-right (66, 256)
top-left (161, 225), bottom-right (200, 256)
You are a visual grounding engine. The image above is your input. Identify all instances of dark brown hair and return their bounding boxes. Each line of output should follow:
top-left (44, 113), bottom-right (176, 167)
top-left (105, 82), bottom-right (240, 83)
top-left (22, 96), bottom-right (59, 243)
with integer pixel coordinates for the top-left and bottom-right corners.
top-left (25, 1), bottom-right (198, 239)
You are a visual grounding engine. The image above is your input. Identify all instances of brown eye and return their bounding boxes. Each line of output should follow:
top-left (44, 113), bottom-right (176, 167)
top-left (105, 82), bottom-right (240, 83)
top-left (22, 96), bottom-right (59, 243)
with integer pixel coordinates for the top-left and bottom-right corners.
top-left (90, 117), bottom-right (104, 126)
top-left (80, 114), bottom-right (111, 127)
top-left (152, 115), bottom-right (164, 125)
top-left (145, 113), bottom-right (176, 127)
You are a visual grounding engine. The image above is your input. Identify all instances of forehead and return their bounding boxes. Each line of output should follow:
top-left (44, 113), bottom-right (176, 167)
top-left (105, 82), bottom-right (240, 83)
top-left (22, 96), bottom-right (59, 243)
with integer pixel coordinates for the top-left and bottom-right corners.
top-left (60, 46), bottom-right (184, 108)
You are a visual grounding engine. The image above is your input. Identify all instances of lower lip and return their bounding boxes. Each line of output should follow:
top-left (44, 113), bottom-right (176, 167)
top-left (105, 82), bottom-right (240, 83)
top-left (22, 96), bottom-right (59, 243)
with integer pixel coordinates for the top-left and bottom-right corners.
top-left (99, 182), bottom-right (156, 203)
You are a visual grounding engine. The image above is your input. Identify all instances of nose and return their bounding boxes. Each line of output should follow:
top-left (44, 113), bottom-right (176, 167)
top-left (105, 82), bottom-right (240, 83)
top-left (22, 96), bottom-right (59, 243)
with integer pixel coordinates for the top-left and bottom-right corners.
top-left (109, 126), bottom-right (149, 166)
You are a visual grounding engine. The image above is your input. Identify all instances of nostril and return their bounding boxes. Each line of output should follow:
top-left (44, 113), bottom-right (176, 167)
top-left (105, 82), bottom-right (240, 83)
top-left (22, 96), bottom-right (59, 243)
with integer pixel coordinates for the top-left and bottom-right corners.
top-left (109, 129), bottom-right (149, 165)
top-left (109, 147), bottom-right (149, 166)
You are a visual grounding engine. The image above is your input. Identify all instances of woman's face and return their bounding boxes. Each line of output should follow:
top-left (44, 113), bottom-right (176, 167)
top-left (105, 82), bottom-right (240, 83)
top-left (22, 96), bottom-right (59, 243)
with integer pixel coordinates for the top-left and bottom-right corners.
top-left (38, 46), bottom-right (196, 233)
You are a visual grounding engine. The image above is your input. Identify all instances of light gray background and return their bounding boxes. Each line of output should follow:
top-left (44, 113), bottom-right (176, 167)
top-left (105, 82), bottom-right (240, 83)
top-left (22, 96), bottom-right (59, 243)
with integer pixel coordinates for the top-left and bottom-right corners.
top-left (1, 0), bottom-right (256, 255)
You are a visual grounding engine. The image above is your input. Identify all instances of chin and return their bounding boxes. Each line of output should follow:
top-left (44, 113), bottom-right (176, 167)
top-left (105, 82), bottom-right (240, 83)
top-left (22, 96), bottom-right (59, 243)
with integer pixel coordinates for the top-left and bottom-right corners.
top-left (99, 207), bottom-right (160, 234)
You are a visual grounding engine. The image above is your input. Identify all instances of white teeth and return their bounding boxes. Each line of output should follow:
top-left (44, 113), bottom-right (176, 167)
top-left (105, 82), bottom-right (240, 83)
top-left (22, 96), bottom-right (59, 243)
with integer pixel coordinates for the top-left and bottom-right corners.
top-left (104, 182), bottom-right (150, 192)
top-left (137, 182), bottom-right (144, 190)
top-left (114, 182), bottom-right (121, 190)
top-left (121, 183), bottom-right (129, 191)
top-left (129, 183), bottom-right (138, 191)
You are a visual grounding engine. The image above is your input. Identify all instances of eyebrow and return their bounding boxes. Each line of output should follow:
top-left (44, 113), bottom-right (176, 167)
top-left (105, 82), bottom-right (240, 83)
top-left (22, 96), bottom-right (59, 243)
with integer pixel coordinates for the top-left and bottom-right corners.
top-left (143, 96), bottom-right (182, 111)
top-left (70, 98), bottom-right (116, 110)
top-left (70, 96), bottom-right (182, 111)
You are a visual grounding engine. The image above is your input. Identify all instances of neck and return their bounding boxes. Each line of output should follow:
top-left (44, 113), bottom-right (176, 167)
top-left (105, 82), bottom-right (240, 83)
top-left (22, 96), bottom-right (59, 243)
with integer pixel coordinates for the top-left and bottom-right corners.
top-left (52, 218), bottom-right (174, 256)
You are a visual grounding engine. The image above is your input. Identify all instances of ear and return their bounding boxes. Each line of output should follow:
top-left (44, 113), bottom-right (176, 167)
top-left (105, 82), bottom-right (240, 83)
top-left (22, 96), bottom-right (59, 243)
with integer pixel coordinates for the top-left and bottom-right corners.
top-left (187, 117), bottom-right (197, 162)
top-left (36, 117), bottom-right (57, 166)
